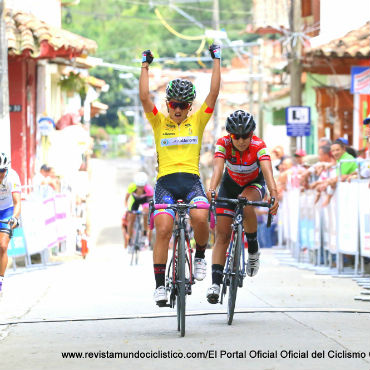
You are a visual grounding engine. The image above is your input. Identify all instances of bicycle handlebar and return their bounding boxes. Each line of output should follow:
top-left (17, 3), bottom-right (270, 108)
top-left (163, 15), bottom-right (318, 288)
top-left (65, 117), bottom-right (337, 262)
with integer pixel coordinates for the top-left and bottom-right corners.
top-left (0, 220), bottom-right (10, 224)
top-left (153, 203), bottom-right (210, 210)
top-left (216, 197), bottom-right (269, 208)
top-left (216, 196), bottom-right (274, 228)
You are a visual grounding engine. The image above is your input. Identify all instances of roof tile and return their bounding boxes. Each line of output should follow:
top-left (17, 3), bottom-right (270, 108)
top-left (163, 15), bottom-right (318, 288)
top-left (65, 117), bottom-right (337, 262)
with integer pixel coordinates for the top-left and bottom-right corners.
top-left (306, 22), bottom-right (370, 58)
top-left (5, 9), bottom-right (97, 58)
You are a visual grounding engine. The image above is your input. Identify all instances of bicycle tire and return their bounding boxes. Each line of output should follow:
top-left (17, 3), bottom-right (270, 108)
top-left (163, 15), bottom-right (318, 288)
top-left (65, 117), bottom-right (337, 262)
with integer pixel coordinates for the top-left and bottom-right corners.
top-left (227, 224), bottom-right (242, 325)
top-left (177, 229), bottom-right (186, 337)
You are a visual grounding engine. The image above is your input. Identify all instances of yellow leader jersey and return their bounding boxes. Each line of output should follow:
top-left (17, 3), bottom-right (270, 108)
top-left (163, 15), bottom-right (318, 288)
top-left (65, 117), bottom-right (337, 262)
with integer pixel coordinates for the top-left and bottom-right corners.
top-left (145, 102), bottom-right (214, 179)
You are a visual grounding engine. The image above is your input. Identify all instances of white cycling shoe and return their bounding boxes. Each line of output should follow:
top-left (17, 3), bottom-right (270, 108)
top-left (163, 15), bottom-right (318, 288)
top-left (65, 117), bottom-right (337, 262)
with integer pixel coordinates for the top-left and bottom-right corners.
top-left (193, 258), bottom-right (207, 281)
top-left (246, 252), bottom-right (260, 277)
top-left (206, 284), bottom-right (220, 304)
top-left (154, 286), bottom-right (168, 306)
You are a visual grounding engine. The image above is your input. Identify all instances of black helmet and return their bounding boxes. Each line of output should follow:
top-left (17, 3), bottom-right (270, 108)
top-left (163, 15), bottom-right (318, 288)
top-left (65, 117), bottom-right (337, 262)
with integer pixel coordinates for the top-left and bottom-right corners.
top-left (166, 79), bottom-right (196, 102)
top-left (226, 110), bottom-right (256, 135)
top-left (0, 152), bottom-right (10, 171)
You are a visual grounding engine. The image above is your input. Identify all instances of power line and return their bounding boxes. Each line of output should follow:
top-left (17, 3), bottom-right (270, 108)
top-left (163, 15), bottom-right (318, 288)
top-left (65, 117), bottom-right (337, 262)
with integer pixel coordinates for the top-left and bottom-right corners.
top-left (121, 0), bottom-right (252, 16)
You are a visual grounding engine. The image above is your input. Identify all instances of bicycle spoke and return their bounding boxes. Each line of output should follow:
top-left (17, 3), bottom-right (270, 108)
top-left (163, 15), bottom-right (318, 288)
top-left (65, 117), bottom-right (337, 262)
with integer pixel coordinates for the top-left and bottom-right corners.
top-left (227, 224), bottom-right (242, 325)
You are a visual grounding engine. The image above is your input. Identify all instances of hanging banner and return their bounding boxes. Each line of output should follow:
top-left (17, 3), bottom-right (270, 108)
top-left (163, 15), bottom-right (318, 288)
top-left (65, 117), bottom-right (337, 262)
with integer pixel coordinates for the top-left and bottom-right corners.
top-left (8, 227), bottom-right (27, 257)
top-left (21, 199), bottom-right (47, 255)
top-left (336, 182), bottom-right (359, 255)
top-left (359, 181), bottom-right (370, 258)
top-left (43, 197), bottom-right (58, 248)
top-left (351, 66), bottom-right (370, 95)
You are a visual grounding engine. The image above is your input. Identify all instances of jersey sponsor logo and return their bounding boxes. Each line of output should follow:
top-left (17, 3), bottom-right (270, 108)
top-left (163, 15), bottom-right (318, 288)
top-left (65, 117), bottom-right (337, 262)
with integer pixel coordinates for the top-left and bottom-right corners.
top-left (257, 148), bottom-right (269, 159)
top-left (166, 124), bottom-right (176, 128)
top-left (215, 145), bottom-right (226, 154)
top-left (162, 132), bottom-right (176, 136)
top-left (185, 123), bottom-right (191, 127)
top-left (160, 136), bottom-right (199, 147)
top-left (226, 161), bottom-right (258, 174)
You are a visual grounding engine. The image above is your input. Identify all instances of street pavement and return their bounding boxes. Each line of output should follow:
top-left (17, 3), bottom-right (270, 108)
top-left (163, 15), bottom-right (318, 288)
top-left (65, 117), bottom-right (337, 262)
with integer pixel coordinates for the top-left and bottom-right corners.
top-left (0, 158), bottom-right (370, 370)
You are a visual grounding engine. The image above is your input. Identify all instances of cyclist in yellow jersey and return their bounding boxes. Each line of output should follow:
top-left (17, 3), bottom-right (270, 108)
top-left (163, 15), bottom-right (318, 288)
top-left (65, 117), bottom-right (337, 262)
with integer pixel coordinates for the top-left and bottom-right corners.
top-left (139, 45), bottom-right (221, 305)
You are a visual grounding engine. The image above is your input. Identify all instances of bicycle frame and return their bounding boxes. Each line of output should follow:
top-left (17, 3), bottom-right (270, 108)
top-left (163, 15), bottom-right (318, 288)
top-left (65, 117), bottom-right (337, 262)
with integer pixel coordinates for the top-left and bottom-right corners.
top-left (215, 196), bottom-right (274, 319)
top-left (150, 200), bottom-right (210, 336)
top-left (223, 205), bottom-right (247, 289)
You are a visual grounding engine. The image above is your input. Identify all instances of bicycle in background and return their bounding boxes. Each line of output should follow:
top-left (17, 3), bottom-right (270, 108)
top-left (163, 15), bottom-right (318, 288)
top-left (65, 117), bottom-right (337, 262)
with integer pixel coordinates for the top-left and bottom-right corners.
top-left (149, 200), bottom-right (213, 337)
top-left (215, 196), bottom-right (274, 325)
top-left (129, 210), bottom-right (144, 265)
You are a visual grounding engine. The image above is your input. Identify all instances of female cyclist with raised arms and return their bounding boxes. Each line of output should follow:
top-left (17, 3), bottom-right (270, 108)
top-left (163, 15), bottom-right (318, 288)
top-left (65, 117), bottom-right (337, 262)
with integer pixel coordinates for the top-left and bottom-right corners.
top-left (139, 45), bottom-right (221, 305)
top-left (205, 111), bottom-right (279, 304)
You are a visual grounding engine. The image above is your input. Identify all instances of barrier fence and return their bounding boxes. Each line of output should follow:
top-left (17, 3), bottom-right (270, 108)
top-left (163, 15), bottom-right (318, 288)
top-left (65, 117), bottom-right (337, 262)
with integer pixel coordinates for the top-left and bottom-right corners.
top-left (7, 192), bottom-right (75, 270)
top-left (278, 159), bottom-right (370, 276)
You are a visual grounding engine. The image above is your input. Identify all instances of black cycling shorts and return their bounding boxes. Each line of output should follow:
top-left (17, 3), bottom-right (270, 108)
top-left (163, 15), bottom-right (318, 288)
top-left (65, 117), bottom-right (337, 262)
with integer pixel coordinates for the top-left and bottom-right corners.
top-left (154, 173), bottom-right (208, 218)
top-left (216, 171), bottom-right (266, 217)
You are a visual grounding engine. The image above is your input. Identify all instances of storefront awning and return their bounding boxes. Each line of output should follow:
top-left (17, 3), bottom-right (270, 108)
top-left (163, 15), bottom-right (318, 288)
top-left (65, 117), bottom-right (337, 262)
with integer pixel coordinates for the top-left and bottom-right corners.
top-left (5, 9), bottom-right (97, 59)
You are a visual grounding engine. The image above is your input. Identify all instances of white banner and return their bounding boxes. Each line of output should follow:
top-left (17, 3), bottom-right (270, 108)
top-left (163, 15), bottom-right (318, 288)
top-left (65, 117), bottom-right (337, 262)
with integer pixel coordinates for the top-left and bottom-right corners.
top-left (359, 182), bottom-right (370, 258)
top-left (336, 182), bottom-right (359, 255)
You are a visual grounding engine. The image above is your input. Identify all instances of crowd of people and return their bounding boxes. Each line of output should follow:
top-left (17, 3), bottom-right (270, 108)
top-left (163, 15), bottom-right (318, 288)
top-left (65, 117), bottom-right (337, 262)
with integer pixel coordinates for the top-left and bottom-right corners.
top-left (273, 134), bottom-right (370, 209)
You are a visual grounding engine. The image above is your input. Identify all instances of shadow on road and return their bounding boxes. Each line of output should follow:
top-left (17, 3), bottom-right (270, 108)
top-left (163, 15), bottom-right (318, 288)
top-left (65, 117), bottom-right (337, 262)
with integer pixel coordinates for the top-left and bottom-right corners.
top-left (96, 226), bottom-right (123, 246)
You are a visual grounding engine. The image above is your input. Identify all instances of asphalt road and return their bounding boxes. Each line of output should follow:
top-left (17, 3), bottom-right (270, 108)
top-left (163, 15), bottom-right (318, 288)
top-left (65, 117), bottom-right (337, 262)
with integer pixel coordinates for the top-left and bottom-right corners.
top-left (1, 158), bottom-right (370, 370)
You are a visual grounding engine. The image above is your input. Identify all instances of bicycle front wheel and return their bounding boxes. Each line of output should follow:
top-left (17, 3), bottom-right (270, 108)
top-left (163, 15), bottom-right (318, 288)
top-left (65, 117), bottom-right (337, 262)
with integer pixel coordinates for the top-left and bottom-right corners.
top-left (227, 224), bottom-right (242, 325)
top-left (177, 229), bottom-right (186, 337)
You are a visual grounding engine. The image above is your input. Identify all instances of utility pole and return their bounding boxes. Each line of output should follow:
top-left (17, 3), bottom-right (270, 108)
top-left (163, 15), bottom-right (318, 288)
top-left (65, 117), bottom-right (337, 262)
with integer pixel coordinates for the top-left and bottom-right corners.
top-left (289, 0), bottom-right (302, 154)
top-left (212, 0), bottom-right (220, 145)
top-left (0, 0), bottom-right (11, 154)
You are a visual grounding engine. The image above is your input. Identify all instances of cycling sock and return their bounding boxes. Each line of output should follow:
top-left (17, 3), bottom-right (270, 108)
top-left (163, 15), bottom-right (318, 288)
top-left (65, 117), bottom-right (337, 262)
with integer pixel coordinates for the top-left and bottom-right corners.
top-left (154, 264), bottom-right (166, 288)
top-left (245, 232), bottom-right (259, 254)
top-left (212, 264), bottom-right (223, 286)
top-left (195, 243), bottom-right (207, 259)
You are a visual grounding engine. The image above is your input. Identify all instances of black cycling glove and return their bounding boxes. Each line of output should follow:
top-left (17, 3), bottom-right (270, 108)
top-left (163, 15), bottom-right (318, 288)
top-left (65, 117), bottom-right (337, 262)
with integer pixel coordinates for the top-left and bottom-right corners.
top-left (142, 50), bottom-right (154, 64)
top-left (209, 44), bottom-right (221, 59)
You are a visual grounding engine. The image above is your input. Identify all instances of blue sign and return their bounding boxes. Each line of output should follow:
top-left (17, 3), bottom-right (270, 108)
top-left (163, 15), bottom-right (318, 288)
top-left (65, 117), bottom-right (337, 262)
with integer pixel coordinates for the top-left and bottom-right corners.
top-left (8, 227), bottom-right (27, 257)
top-left (286, 106), bottom-right (311, 137)
top-left (351, 66), bottom-right (370, 95)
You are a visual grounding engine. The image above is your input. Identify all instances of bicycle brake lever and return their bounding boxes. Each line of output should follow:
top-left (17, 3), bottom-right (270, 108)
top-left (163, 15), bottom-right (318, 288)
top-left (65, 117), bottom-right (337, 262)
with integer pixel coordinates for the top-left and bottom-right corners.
top-left (267, 197), bottom-right (275, 228)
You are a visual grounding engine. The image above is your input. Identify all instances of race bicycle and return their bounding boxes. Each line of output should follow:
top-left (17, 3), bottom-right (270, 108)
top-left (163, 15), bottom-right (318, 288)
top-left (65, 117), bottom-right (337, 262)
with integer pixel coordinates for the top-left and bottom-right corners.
top-left (216, 196), bottom-right (274, 325)
top-left (149, 200), bottom-right (212, 337)
top-left (129, 210), bottom-right (144, 266)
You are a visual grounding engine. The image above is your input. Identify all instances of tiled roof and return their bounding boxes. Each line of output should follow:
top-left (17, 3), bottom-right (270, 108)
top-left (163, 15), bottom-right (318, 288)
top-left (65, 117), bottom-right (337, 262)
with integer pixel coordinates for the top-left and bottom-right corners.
top-left (5, 9), bottom-right (97, 58)
top-left (306, 22), bottom-right (370, 58)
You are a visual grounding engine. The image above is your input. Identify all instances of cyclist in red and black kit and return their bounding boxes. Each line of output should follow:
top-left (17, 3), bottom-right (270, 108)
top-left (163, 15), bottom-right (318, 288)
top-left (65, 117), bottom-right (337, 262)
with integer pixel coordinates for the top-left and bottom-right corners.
top-left (206, 110), bottom-right (279, 303)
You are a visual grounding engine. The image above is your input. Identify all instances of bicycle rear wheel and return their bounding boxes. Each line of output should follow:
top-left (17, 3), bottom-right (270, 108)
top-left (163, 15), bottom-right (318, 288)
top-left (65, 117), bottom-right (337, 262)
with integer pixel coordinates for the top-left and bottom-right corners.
top-left (227, 224), bottom-right (242, 325)
top-left (177, 229), bottom-right (186, 337)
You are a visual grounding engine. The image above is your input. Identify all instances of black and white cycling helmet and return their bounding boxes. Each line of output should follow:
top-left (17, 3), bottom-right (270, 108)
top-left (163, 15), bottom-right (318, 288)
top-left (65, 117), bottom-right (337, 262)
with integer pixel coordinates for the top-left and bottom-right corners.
top-left (0, 152), bottom-right (10, 171)
top-left (134, 172), bottom-right (148, 187)
top-left (226, 110), bottom-right (256, 135)
top-left (166, 79), bottom-right (196, 102)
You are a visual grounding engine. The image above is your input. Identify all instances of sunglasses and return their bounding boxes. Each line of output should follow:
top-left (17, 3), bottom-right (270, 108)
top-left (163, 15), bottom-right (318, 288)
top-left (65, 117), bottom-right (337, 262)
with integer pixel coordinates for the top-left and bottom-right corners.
top-left (230, 132), bottom-right (253, 140)
top-left (0, 169), bottom-right (7, 173)
top-left (168, 101), bottom-right (190, 110)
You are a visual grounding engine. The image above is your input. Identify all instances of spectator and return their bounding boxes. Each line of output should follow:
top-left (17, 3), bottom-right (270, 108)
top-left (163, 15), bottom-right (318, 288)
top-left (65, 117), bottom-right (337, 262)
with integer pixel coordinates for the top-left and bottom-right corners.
top-left (56, 107), bottom-right (84, 130)
top-left (294, 149), bottom-right (306, 166)
top-left (318, 137), bottom-right (332, 148)
top-left (32, 164), bottom-right (57, 197)
top-left (271, 145), bottom-right (285, 173)
top-left (338, 137), bottom-right (358, 158)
